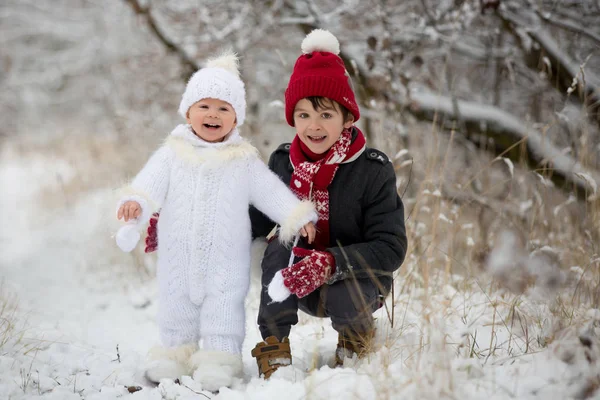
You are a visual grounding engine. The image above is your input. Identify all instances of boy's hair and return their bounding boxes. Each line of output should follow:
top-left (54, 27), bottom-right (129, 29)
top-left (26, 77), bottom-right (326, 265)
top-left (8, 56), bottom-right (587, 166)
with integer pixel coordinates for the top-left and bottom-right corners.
top-left (305, 96), bottom-right (353, 123)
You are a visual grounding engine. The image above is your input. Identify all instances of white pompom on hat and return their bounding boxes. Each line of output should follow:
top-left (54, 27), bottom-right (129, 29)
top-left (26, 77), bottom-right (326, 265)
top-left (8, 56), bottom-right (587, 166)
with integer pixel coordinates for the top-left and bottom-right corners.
top-left (285, 29), bottom-right (360, 126)
top-left (301, 29), bottom-right (341, 55)
top-left (178, 50), bottom-right (246, 126)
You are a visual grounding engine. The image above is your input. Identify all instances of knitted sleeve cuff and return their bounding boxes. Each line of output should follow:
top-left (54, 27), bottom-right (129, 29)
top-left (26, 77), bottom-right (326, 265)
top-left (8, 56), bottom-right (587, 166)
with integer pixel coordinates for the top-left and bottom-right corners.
top-left (327, 268), bottom-right (345, 285)
top-left (326, 247), bottom-right (353, 284)
top-left (277, 200), bottom-right (318, 244)
top-left (116, 190), bottom-right (156, 228)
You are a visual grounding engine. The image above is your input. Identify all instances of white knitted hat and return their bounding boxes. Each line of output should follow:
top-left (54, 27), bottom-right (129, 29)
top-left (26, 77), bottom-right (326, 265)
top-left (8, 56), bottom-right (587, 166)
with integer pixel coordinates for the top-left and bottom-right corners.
top-left (178, 50), bottom-right (246, 126)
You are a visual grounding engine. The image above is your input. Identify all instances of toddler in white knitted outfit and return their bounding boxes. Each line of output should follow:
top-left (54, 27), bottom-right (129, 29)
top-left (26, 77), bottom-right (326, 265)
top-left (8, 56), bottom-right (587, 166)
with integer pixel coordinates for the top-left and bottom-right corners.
top-left (115, 51), bottom-right (317, 391)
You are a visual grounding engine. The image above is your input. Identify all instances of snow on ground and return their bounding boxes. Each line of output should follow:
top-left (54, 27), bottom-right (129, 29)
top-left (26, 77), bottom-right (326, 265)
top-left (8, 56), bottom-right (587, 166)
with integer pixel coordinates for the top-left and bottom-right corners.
top-left (1, 144), bottom-right (600, 400)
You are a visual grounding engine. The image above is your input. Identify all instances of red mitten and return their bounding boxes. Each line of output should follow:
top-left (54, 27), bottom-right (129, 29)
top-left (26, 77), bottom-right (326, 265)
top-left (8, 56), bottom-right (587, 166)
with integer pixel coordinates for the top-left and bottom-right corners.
top-left (280, 248), bottom-right (335, 298)
top-left (144, 212), bottom-right (160, 253)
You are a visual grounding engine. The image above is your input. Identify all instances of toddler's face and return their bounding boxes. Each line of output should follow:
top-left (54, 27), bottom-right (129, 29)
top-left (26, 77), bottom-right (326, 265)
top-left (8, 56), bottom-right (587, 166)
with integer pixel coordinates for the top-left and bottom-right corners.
top-left (186, 98), bottom-right (237, 142)
top-left (293, 98), bottom-right (354, 154)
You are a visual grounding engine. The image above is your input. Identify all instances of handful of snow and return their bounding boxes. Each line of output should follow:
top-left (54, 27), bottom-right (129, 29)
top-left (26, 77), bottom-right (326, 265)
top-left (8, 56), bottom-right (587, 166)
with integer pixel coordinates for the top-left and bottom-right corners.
top-left (116, 223), bottom-right (141, 252)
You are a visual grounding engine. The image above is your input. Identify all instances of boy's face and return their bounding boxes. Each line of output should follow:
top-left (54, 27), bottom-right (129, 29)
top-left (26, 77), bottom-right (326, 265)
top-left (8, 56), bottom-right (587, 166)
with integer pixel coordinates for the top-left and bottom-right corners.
top-left (186, 98), bottom-right (237, 143)
top-left (293, 98), bottom-right (354, 155)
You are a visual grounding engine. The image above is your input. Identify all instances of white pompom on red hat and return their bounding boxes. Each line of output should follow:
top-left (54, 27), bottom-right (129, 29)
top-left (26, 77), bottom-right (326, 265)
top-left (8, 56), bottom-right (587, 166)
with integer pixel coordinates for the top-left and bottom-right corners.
top-left (285, 29), bottom-right (360, 126)
top-left (301, 29), bottom-right (340, 55)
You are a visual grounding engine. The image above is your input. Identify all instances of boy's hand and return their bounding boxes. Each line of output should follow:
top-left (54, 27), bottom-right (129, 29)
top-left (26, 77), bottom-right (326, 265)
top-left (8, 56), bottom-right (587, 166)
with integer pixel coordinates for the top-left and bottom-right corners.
top-left (117, 201), bottom-right (141, 222)
top-left (300, 222), bottom-right (316, 244)
top-left (281, 247), bottom-right (335, 298)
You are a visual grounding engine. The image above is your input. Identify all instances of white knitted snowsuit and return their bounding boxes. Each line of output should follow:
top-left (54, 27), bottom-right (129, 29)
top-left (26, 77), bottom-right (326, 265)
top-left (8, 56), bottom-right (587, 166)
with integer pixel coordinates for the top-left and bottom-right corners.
top-left (119, 124), bottom-right (316, 354)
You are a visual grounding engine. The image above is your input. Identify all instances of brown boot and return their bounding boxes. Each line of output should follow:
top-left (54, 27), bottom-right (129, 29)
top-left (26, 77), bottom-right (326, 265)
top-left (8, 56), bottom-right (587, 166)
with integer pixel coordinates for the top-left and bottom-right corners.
top-left (251, 336), bottom-right (292, 379)
top-left (334, 329), bottom-right (375, 366)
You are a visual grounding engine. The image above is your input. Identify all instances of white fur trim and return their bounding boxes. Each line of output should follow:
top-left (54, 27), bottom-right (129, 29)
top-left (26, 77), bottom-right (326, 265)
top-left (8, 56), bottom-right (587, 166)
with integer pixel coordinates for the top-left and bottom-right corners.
top-left (148, 343), bottom-right (198, 363)
top-left (301, 29), bottom-right (340, 55)
top-left (190, 350), bottom-right (243, 392)
top-left (170, 123), bottom-right (243, 146)
top-left (145, 360), bottom-right (188, 383)
top-left (165, 135), bottom-right (259, 166)
top-left (268, 271), bottom-right (292, 303)
top-left (188, 349), bottom-right (242, 369)
top-left (206, 49), bottom-right (240, 78)
top-left (145, 343), bottom-right (198, 383)
top-left (278, 200), bottom-right (318, 243)
top-left (116, 189), bottom-right (155, 227)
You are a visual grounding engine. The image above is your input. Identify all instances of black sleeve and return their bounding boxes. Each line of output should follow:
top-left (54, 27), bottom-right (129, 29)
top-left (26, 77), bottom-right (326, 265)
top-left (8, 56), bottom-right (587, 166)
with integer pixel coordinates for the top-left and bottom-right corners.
top-left (327, 162), bottom-right (407, 282)
top-left (250, 151), bottom-right (279, 239)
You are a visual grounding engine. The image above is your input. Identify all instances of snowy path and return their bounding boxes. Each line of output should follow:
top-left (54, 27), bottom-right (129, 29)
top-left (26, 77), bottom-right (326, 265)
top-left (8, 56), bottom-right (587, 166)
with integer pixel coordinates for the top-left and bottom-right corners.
top-left (0, 149), bottom-right (354, 399)
top-left (0, 150), bottom-right (157, 398)
top-left (1, 147), bottom-right (598, 400)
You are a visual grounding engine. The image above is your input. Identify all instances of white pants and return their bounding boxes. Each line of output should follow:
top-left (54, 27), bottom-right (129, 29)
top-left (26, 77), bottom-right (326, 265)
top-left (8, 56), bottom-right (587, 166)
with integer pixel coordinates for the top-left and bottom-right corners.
top-left (156, 258), bottom-right (248, 354)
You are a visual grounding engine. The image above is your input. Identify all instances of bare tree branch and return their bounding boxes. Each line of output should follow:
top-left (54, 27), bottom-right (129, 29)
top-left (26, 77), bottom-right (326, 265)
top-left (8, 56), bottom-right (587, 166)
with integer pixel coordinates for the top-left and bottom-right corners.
top-left (442, 183), bottom-right (526, 223)
top-left (408, 89), bottom-right (600, 198)
top-left (275, 0), bottom-right (600, 200)
top-left (537, 10), bottom-right (600, 46)
top-left (124, 0), bottom-right (199, 74)
top-left (499, 8), bottom-right (600, 124)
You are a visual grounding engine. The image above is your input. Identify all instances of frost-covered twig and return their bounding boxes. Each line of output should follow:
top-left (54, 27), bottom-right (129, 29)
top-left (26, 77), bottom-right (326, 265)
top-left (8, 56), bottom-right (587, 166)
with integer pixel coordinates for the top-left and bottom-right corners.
top-left (408, 89), bottom-right (600, 197)
top-left (500, 8), bottom-right (600, 122)
top-left (537, 11), bottom-right (600, 46)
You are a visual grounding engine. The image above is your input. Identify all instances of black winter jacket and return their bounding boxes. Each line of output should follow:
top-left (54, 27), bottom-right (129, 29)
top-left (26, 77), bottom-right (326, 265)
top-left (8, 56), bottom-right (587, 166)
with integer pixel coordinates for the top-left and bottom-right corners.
top-left (250, 136), bottom-right (407, 296)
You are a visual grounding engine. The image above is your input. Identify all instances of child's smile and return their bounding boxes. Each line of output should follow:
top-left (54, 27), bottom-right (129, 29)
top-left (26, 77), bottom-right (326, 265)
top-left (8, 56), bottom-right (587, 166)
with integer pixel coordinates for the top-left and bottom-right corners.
top-left (293, 98), bottom-right (354, 154)
top-left (307, 134), bottom-right (326, 143)
top-left (186, 98), bottom-right (237, 143)
top-left (203, 122), bottom-right (222, 130)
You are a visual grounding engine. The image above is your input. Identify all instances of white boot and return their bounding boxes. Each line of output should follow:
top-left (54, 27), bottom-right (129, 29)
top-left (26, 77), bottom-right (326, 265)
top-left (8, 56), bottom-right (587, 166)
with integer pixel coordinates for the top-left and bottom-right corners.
top-left (190, 350), bottom-right (243, 392)
top-left (144, 343), bottom-right (198, 384)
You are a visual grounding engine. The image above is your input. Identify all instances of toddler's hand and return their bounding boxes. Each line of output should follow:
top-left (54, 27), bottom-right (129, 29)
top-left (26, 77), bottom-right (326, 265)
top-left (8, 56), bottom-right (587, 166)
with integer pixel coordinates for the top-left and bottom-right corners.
top-left (117, 201), bottom-right (141, 222)
top-left (300, 222), bottom-right (316, 244)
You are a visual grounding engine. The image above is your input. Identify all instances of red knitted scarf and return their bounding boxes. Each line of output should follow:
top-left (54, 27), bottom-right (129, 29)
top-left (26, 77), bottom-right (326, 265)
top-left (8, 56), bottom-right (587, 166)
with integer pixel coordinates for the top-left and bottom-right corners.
top-left (289, 127), bottom-right (366, 250)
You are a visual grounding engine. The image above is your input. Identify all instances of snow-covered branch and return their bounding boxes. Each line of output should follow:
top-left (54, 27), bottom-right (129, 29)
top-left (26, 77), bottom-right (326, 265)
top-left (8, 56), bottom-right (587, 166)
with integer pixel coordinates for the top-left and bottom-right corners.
top-left (408, 89), bottom-right (600, 197)
top-left (124, 0), bottom-right (199, 72)
top-left (500, 8), bottom-right (600, 123)
top-left (537, 11), bottom-right (600, 46)
top-left (450, 40), bottom-right (512, 61)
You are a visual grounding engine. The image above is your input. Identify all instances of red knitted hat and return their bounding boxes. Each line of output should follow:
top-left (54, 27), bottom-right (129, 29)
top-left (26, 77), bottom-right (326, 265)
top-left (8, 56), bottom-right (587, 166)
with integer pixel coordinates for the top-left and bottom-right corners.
top-left (285, 29), bottom-right (360, 126)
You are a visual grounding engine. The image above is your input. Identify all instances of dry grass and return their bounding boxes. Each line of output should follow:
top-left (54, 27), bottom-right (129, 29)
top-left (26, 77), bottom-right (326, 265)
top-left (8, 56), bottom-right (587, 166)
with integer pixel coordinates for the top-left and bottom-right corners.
top-left (0, 283), bottom-right (21, 352)
top-left (369, 112), bottom-right (598, 396)
top-left (0, 285), bottom-right (60, 395)
top-left (294, 104), bottom-right (600, 398)
top-left (4, 132), bottom-right (159, 211)
top-left (3, 95), bottom-right (599, 398)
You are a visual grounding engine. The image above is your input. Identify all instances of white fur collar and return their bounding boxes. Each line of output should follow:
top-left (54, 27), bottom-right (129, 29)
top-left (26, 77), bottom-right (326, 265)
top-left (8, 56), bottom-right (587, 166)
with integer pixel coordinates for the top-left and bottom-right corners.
top-left (166, 124), bottom-right (258, 165)
top-left (170, 124), bottom-right (244, 147)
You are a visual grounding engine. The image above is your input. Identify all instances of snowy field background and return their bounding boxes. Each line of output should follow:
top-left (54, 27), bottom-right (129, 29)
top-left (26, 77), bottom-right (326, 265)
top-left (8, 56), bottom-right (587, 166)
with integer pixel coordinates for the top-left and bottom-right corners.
top-left (2, 131), bottom-right (600, 400)
top-left (2, 0), bottom-right (600, 399)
